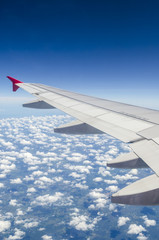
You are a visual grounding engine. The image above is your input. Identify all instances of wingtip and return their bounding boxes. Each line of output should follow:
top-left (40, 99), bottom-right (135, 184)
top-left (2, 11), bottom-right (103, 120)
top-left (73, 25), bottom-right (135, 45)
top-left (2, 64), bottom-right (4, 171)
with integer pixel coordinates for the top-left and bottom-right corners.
top-left (7, 76), bottom-right (23, 92)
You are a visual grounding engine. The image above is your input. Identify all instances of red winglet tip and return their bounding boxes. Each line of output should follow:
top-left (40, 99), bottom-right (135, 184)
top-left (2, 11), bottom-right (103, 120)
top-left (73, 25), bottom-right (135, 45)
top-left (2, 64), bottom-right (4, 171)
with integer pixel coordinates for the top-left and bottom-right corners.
top-left (7, 76), bottom-right (23, 92)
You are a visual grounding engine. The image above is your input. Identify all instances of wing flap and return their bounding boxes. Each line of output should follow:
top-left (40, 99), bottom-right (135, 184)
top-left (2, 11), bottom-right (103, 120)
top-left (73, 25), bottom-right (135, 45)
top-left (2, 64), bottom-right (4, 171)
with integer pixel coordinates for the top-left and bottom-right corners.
top-left (54, 120), bottom-right (103, 134)
top-left (130, 139), bottom-right (159, 176)
top-left (112, 174), bottom-right (159, 205)
top-left (138, 125), bottom-right (159, 139)
top-left (107, 152), bottom-right (148, 169)
top-left (23, 100), bottom-right (55, 109)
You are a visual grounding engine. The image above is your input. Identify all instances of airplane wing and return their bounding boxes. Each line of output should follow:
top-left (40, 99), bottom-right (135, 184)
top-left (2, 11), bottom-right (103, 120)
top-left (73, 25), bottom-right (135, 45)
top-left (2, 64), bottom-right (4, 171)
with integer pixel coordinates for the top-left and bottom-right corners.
top-left (8, 76), bottom-right (159, 205)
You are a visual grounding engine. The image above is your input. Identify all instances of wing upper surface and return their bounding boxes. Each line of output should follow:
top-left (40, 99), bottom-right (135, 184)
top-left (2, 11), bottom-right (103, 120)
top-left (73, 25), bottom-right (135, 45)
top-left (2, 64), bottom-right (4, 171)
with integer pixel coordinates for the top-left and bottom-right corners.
top-left (17, 82), bottom-right (156, 143)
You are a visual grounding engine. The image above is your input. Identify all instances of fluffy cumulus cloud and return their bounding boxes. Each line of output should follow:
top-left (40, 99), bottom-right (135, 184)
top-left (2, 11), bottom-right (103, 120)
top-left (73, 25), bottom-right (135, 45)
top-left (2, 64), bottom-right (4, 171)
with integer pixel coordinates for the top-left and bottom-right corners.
top-left (75, 183), bottom-right (88, 189)
top-left (0, 220), bottom-right (11, 232)
top-left (142, 215), bottom-right (156, 227)
top-left (34, 176), bottom-right (54, 188)
top-left (93, 177), bottom-right (103, 182)
top-left (27, 187), bottom-right (36, 193)
top-left (69, 209), bottom-right (100, 231)
top-left (7, 228), bottom-right (25, 239)
top-left (98, 167), bottom-right (111, 177)
top-left (9, 199), bottom-right (17, 206)
top-left (0, 183), bottom-right (4, 188)
top-left (67, 152), bottom-right (87, 162)
top-left (17, 209), bottom-right (24, 216)
top-left (89, 188), bottom-right (106, 199)
top-left (42, 235), bottom-right (53, 240)
top-left (32, 193), bottom-right (63, 206)
top-left (106, 185), bottom-right (118, 193)
top-left (128, 224), bottom-right (146, 235)
top-left (24, 221), bottom-right (39, 228)
top-left (88, 188), bottom-right (108, 209)
top-left (10, 178), bottom-right (22, 184)
top-left (118, 217), bottom-right (130, 227)
top-left (115, 174), bottom-right (138, 181)
top-left (137, 233), bottom-right (148, 240)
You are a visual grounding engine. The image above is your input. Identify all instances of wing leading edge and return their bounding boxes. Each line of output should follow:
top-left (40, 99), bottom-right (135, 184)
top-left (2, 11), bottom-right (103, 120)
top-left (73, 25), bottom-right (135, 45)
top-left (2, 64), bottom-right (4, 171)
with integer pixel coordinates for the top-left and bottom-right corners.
top-left (8, 76), bottom-right (159, 205)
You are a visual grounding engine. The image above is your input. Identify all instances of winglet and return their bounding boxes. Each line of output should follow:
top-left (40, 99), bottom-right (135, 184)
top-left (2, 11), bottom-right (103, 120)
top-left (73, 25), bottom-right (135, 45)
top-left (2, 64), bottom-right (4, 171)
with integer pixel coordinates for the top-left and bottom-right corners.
top-left (7, 76), bottom-right (23, 92)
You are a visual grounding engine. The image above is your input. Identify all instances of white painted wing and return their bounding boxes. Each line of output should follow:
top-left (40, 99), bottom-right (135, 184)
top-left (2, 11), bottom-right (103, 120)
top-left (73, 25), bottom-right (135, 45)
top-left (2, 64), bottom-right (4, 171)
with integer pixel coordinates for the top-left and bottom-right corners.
top-left (10, 79), bottom-right (159, 205)
top-left (18, 83), bottom-right (155, 142)
top-left (16, 83), bottom-right (159, 171)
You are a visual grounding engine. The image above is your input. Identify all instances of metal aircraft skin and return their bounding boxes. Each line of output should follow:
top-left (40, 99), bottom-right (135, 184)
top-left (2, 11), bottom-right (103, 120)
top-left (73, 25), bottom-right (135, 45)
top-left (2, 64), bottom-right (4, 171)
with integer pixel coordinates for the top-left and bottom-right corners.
top-left (8, 76), bottom-right (159, 206)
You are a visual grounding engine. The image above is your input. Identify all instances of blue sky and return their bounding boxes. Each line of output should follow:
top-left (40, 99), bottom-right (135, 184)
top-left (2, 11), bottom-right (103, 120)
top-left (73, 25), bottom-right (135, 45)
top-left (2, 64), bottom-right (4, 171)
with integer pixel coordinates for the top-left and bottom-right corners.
top-left (1, 0), bottom-right (159, 112)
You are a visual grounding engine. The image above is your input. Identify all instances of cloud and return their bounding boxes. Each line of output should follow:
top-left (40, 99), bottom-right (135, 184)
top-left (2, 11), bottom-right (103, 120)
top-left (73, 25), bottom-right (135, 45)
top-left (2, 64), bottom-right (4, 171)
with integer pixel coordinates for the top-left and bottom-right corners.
top-left (129, 169), bottom-right (138, 175)
top-left (115, 174), bottom-right (138, 181)
top-left (0, 139), bottom-right (14, 149)
top-left (0, 163), bottom-right (16, 173)
top-left (28, 166), bottom-right (38, 171)
top-left (0, 220), bottom-right (11, 232)
top-left (54, 177), bottom-right (63, 182)
top-left (106, 185), bottom-right (119, 193)
top-left (19, 139), bottom-right (31, 145)
top-left (118, 217), bottom-right (130, 227)
top-left (75, 183), bottom-right (88, 190)
top-left (0, 173), bottom-right (6, 178)
top-left (48, 168), bottom-right (56, 173)
top-left (7, 228), bottom-right (25, 240)
top-left (34, 176), bottom-right (54, 188)
top-left (142, 215), bottom-right (156, 227)
top-left (32, 193), bottom-right (63, 206)
top-left (69, 209), bottom-right (100, 231)
top-left (67, 153), bottom-right (87, 162)
top-left (109, 203), bottom-right (116, 211)
top-left (93, 177), bottom-right (103, 182)
top-left (89, 188), bottom-right (105, 199)
top-left (9, 199), bottom-right (17, 206)
top-left (120, 143), bottom-right (131, 152)
top-left (32, 170), bottom-right (44, 176)
top-left (0, 183), bottom-right (4, 188)
top-left (128, 224), bottom-right (146, 235)
top-left (104, 179), bottom-right (117, 184)
top-left (137, 233), bottom-right (148, 240)
top-left (10, 178), bottom-right (22, 184)
top-left (69, 172), bottom-right (84, 179)
top-left (88, 189), bottom-right (108, 209)
top-left (107, 146), bottom-right (119, 155)
top-left (42, 235), bottom-right (53, 240)
top-left (27, 187), bottom-right (36, 193)
top-left (66, 165), bottom-right (90, 174)
top-left (98, 167), bottom-right (111, 177)
top-left (24, 221), bottom-right (39, 228)
top-left (17, 210), bottom-right (24, 216)
top-left (94, 198), bottom-right (107, 208)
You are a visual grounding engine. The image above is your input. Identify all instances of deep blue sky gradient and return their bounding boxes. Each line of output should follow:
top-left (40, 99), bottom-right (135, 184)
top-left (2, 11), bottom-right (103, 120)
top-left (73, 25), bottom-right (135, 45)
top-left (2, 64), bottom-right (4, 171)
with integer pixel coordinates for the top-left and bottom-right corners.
top-left (1, 0), bottom-right (159, 109)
